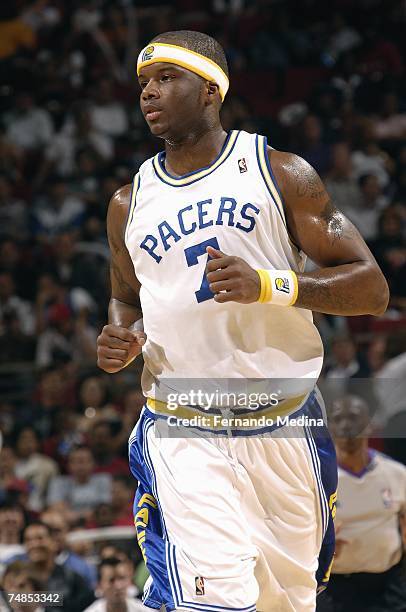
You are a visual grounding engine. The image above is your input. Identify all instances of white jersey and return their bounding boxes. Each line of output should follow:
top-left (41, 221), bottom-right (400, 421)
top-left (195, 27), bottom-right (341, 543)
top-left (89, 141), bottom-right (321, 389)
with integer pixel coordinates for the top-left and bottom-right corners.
top-left (333, 451), bottom-right (406, 574)
top-left (125, 130), bottom-right (323, 408)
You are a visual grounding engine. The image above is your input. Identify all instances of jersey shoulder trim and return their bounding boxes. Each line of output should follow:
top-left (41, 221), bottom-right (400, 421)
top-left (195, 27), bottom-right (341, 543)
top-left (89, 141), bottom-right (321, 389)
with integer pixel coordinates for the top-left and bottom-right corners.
top-left (124, 172), bottom-right (141, 242)
top-left (151, 130), bottom-right (240, 187)
top-left (255, 134), bottom-right (286, 226)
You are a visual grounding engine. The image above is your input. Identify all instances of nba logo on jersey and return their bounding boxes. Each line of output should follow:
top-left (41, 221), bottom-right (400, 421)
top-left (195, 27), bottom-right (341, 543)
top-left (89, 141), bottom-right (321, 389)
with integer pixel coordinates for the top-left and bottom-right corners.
top-left (195, 577), bottom-right (205, 595)
top-left (238, 158), bottom-right (248, 173)
top-left (275, 277), bottom-right (290, 293)
top-left (381, 488), bottom-right (393, 508)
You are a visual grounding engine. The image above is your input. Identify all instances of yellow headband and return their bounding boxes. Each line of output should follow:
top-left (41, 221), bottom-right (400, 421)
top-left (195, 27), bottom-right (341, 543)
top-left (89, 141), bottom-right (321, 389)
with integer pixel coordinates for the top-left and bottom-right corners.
top-left (137, 42), bottom-right (229, 101)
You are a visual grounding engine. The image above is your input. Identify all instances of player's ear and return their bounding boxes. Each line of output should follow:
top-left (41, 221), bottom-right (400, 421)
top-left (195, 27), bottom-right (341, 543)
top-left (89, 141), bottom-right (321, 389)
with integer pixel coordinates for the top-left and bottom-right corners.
top-left (205, 81), bottom-right (220, 105)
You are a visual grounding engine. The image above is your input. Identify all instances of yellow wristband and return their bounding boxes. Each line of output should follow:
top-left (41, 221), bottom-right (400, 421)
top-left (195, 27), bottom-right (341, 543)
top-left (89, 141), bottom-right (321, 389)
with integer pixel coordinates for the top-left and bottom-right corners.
top-left (256, 269), bottom-right (298, 306)
top-left (256, 269), bottom-right (272, 303)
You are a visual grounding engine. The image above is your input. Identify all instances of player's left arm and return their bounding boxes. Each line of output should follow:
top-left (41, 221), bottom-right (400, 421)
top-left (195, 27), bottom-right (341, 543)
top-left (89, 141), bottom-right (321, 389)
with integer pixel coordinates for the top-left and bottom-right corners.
top-left (206, 151), bottom-right (389, 316)
top-left (271, 150), bottom-right (389, 315)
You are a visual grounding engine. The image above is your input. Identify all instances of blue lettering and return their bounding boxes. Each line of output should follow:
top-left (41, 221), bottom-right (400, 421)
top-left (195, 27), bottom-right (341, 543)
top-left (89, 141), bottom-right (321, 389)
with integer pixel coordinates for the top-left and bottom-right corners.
top-left (140, 235), bottom-right (162, 263)
top-left (236, 203), bottom-right (260, 233)
top-left (216, 197), bottom-right (237, 226)
top-left (158, 221), bottom-right (181, 251)
top-left (197, 199), bottom-right (213, 229)
top-left (178, 205), bottom-right (196, 235)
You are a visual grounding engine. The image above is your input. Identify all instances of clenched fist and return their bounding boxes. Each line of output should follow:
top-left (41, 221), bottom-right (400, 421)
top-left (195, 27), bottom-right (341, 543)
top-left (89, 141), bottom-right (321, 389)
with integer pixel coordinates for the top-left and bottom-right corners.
top-left (206, 246), bottom-right (261, 303)
top-left (97, 324), bottom-right (146, 373)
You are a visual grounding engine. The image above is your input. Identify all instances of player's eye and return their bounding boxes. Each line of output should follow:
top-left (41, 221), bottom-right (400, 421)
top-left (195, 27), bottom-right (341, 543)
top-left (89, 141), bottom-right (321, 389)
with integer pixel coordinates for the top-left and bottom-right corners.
top-left (161, 74), bottom-right (173, 82)
top-left (139, 81), bottom-right (148, 89)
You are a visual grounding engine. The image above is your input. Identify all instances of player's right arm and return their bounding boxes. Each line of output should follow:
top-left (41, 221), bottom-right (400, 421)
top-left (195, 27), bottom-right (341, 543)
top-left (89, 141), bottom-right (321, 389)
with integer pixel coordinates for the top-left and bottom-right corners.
top-left (97, 184), bottom-right (146, 374)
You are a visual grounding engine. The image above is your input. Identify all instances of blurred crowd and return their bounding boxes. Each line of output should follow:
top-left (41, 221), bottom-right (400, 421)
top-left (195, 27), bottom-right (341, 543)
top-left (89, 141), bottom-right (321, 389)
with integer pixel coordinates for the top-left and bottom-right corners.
top-left (0, 0), bottom-right (405, 609)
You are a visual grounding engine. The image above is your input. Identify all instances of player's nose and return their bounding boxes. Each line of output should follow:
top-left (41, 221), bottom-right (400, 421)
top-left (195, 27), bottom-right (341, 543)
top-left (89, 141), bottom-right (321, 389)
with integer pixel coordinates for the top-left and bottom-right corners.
top-left (142, 80), bottom-right (160, 100)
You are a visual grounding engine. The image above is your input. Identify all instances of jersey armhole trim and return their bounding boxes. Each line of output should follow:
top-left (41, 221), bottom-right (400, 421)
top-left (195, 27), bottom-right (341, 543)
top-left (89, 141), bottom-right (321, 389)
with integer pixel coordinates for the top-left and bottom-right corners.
top-left (124, 172), bottom-right (140, 243)
top-left (256, 134), bottom-right (286, 226)
top-left (256, 135), bottom-right (304, 255)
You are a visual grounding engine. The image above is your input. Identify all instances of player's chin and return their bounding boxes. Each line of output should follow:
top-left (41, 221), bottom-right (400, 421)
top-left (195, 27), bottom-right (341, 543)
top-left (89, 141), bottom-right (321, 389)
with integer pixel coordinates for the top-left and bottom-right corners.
top-left (148, 121), bottom-right (169, 137)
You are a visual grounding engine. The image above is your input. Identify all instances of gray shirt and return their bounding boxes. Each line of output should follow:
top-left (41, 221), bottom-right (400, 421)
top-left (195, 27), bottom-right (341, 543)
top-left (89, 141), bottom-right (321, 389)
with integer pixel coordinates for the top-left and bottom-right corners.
top-left (47, 474), bottom-right (111, 511)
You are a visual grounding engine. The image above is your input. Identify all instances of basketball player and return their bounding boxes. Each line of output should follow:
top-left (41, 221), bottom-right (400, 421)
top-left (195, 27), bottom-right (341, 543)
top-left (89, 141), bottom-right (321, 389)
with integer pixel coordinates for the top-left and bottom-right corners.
top-left (317, 395), bottom-right (406, 611)
top-left (97, 31), bottom-right (389, 612)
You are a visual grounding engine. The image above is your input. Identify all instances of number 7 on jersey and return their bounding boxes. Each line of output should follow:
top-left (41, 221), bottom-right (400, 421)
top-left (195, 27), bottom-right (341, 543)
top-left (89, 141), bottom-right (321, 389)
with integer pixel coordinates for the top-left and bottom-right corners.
top-left (184, 237), bottom-right (220, 303)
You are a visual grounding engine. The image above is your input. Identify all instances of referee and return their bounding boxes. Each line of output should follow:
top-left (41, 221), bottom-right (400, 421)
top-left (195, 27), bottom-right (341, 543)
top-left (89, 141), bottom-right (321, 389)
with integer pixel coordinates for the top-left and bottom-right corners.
top-left (317, 395), bottom-right (406, 612)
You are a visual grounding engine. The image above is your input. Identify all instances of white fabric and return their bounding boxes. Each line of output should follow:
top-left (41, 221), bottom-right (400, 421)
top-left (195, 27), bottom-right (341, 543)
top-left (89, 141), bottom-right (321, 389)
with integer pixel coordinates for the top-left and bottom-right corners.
top-left (6, 108), bottom-right (53, 150)
top-left (351, 150), bottom-right (389, 188)
top-left (45, 127), bottom-right (113, 176)
top-left (142, 419), bottom-right (325, 611)
top-left (137, 42), bottom-right (229, 100)
top-left (84, 597), bottom-right (149, 612)
top-left (125, 131), bottom-right (323, 409)
top-left (333, 452), bottom-right (406, 574)
top-left (15, 453), bottom-right (59, 511)
top-left (0, 295), bottom-right (34, 336)
top-left (90, 104), bottom-right (128, 137)
top-left (33, 195), bottom-right (85, 236)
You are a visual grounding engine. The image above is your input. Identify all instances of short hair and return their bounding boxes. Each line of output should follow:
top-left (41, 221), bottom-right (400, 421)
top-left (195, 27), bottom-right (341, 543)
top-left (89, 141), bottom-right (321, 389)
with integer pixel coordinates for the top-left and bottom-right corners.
top-left (3, 561), bottom-right (44, 591)
top-left (98, 556), bottom-right (130, 581)
top-left (151, 30), bottom-right (229, 79)
top-left (13, 425), bottom-right (40, 445)
top-left (92, 420), bottom-right (113, 434)
top-left (69, 443), bottom-right (93, 457)
top-left (0, 495), bottom-right (24, 512)
top-left (3, 560), bottom-right (29, 579)
top-left (23, 520), bottom-right (52, 539)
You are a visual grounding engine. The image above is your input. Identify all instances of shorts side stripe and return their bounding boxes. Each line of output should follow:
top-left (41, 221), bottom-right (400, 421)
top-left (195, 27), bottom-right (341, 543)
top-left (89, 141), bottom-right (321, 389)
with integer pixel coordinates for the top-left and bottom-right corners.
top-left (142, 418), bottom-right (184, 605)
top-left (141, 418), bottom-right (177, 607)
top-left (305, 426), bottom-right (326, 534)
top-left (166, 541), bottom-right (180, 608)
top-left (305, 426), bottom-right (329, 537)
top-left (143, 419), bottom-right (170, 540)
top-left (304, 425), bottom-right (324, 531)
top-left (311, 429), bottom-right (330, 536)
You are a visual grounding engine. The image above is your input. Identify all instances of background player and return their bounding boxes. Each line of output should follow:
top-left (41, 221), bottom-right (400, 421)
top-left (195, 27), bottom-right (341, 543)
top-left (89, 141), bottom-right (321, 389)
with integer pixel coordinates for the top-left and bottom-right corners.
top-left (97, 30), bottom-right (389, 612)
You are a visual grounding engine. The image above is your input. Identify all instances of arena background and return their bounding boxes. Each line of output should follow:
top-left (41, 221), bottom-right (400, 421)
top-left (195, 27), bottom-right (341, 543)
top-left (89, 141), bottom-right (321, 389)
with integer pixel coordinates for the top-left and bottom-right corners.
top-left (0, 0), bottom-right (405, 610)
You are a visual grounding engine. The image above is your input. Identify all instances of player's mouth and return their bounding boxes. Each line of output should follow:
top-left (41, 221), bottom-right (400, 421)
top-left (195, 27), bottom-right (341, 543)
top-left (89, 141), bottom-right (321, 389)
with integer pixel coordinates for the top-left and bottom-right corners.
top-left (144, 107), bottom-right (163, 121)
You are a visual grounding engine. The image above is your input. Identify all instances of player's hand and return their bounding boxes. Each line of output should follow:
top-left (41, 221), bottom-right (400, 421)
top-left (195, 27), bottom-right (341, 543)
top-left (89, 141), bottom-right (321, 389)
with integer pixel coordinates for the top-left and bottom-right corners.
top-left (97, 324), bottom-right (146, 373)
top-left (334, 522), bottom-right (349, 559)
top-left (206, 246), bottom-right (261, 304)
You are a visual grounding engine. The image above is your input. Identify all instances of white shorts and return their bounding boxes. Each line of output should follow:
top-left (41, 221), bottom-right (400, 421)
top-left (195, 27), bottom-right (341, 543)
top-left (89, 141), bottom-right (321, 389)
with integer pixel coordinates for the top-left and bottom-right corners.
top-left (129, 391), bottom-right (337, 612)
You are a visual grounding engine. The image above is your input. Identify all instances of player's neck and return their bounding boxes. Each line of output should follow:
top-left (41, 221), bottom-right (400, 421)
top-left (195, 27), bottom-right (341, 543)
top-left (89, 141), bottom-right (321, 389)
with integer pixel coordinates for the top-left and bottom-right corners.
top-left (337, 442), bottom-right (371, 474)
top-left (164, 125), bottom-right (227, 177)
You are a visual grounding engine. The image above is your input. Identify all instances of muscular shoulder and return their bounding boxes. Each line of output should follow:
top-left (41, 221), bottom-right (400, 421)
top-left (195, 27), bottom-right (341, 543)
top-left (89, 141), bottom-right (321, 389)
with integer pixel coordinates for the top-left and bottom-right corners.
top-left (267, 149), bottom-right (327, 204)
top-left (265, 148), bottom-right (347, 253)
top-left (108, 184), bottom-right (132, 219)
top-left (107, 183), bottom-right (132, 238)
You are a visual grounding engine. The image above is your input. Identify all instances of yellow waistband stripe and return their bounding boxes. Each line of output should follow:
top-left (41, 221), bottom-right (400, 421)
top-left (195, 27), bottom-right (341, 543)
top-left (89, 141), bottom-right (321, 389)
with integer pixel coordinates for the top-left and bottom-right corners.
top-left (146, 393), bottom-right (307, 429)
